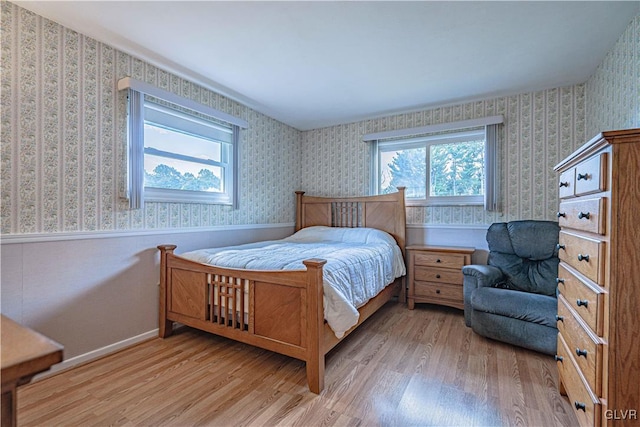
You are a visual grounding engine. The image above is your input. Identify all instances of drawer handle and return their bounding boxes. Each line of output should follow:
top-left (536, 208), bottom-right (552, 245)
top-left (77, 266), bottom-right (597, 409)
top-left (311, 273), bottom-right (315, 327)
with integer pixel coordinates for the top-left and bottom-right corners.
top-left (576, 299), bottom-right (589, 308)
top-left (576, 348), bottom-right (588, 358)
top-left (554, 355), bottom-right (563, 363)
top-left (577, 173), bottom-right (589, 181)
top-left (578, 211), bottom-right (590, 220)
top-left (559, 181), bottom-right (570, 188)
top-left (436, 274), bottom-right (441, 279)
top-left (435, 289), bottom-right (441, 294)
top-left (557, 212), bottom-right (566, 218)
top-left (556, 244), bottom-right (566, 251)
top-left (577, 254), bottom-right (590, 262)
top-left (556, 315), bottom-right (564, 323)
top-left (436, 259), bottom-right (441, 263)
top-left (556, 278), bottom-right (565, 285)
top-left (574, 402), bottom-right (587, 412)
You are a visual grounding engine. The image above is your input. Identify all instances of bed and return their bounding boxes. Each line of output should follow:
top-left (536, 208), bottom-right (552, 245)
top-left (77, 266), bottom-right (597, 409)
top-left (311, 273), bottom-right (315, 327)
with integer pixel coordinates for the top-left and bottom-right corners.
top-left (156, 188), bottom-right (407, 393)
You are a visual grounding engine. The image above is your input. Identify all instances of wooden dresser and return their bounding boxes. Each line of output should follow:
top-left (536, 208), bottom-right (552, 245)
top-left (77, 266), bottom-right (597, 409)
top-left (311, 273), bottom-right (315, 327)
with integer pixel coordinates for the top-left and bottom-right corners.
top-left (406, 245), bottom-right (474, 310)
top-left (554, 128), bottom-right (640, 427)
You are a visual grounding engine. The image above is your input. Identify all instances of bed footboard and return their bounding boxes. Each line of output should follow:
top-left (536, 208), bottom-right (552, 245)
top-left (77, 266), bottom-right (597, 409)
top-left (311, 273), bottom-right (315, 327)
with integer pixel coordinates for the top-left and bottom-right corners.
top-left (157, 244), bottom-right (327, 393)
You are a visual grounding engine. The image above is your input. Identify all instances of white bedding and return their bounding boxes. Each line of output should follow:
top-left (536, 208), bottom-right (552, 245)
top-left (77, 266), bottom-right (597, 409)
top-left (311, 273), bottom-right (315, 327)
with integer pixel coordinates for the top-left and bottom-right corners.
top-left (179, 226), bottom-right (406, 338)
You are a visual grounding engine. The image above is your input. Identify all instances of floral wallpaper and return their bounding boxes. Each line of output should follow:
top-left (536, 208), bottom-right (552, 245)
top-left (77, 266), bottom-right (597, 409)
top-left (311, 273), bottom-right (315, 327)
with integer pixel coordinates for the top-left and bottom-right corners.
top-left (301, 86), bottom-right (585, 225)
top-left (2, 3), bottom-right (636, 236)
top-left (1, 3), bottom-right (301, 235)
top-left (585, 13), bottom-right (640, 137)
top-left (299, 13), bottom-right (640, 228)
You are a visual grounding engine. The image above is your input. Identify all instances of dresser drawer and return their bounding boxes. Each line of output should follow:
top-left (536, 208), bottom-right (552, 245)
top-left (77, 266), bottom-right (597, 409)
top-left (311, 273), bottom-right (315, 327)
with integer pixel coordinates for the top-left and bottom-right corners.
top-left (413, 281), bottom-right (462, 304)
top-left (574, 153), bottom-right (607, 197)
top-left (558, 231), bottom-right (605, 284)
top-left (413, 252), bottom-right (466, 269)
top-left (557, 295), bottom-right (603, 396)
top-left (557, 263), bottom-right (604, 335)
top-left (414, 266), bottom-right (462, 285)
top-left (558, 197), bottom-right (606, 235)
top-left (558, 168), bottom-right (576, 199)
top-left (557, 333), bottom-right (601, 427)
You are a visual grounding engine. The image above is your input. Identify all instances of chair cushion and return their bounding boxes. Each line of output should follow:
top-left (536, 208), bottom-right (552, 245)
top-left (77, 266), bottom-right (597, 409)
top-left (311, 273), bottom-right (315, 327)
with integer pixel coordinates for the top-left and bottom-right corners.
top-left (470, 287), bottom-right (557, 329)
top-left (486, 221), bottom-right (560, 296)
top-left (470, 310), bottom-right (558, 355)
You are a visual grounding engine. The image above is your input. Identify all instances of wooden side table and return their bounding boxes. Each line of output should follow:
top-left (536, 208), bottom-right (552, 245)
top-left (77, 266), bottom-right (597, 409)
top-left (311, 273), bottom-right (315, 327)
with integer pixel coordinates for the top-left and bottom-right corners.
top-left (1, 315), bottom-right (63, 427)
top-left (406, 245), bottom-right (475, 310)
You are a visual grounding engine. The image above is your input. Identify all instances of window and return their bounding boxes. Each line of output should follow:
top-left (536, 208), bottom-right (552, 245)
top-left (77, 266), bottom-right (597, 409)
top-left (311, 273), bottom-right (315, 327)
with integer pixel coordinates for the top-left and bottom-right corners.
top-left (142, 98), bottom-right (235, 204)
top-left (119, 77), bottom-right (247, 209)
top-left (373, 128), bottom-right (489, 206)
top-left (366, 116), bottom-right (501, 210)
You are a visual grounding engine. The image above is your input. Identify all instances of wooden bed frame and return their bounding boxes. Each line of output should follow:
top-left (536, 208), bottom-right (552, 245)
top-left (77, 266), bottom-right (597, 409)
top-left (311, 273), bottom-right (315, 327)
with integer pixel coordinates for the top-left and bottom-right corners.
top-left (156, 188), bottom-right (406, 393)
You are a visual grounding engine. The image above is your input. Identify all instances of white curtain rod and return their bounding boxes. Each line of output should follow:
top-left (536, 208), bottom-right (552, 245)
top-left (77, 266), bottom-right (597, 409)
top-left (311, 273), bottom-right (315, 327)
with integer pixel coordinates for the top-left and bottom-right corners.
top-left (117, 77), bottom-right (249, 128)
top-left (362, 115), bottom-right (504, 142)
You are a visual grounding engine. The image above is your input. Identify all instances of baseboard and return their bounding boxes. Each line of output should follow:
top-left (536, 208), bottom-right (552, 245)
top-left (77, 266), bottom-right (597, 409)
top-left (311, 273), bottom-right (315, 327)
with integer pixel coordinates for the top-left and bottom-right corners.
top-left (33, 329), bottom-right (159, 382)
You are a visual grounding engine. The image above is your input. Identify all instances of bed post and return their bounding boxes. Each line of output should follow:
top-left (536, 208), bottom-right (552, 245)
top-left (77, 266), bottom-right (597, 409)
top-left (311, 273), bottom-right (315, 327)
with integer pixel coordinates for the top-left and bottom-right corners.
top-left (157, 244), bottom-right (177, 338)
top-left (303, 258), bottom-right (327, 394)
top-left (295, 191), bottom-right (305, 232)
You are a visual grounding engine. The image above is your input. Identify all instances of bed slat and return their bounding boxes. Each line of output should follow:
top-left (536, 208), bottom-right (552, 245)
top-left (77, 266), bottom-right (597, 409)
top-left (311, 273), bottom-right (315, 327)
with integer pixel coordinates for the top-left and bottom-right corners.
top-left (331, 201), bottom-right (362, 227)
top-left (208, 274), bottom-right (250, 330)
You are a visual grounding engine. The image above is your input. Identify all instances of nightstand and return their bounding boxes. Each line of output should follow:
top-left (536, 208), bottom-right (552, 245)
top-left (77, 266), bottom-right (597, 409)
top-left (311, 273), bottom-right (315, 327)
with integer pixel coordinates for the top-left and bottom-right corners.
top-left (406, 245), bottom-right (475, 310)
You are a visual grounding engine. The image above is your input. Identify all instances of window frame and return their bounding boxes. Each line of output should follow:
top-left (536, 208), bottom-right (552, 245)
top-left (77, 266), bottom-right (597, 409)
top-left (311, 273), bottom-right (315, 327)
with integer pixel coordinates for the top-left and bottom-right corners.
top-left (372, 128), bottom-right (487, 207)
top-left (141, 98), bottom-right (237, 206)
top-left (119, 77), bottom-right (247, 209)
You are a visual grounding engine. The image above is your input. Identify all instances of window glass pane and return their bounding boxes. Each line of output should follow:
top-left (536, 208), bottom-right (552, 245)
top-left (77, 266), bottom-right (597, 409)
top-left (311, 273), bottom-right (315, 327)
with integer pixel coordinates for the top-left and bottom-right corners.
top-left (380, 147), bottom-right (427, 198)
top-left (144, 153), bottom-right (223, 192)
top-left (144, 124), bottom-right (223, 192)
top-left (144, 123), bottom-right (221, 162)
top-left (429, 140), bottom-right (484, 197)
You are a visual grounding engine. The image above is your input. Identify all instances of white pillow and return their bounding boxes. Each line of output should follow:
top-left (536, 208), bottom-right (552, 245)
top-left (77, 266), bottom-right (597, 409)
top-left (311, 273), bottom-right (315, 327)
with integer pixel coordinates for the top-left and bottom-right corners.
top-left (285, 226), bottom-right (397, 245)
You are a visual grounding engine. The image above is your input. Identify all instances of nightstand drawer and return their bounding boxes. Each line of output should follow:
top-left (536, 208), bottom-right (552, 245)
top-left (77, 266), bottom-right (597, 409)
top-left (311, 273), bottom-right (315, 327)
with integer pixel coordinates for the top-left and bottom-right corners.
top-left (556, 333), bottom-right (600, 427)
top-left (413, 281), bottom-right (463, 304)
top-left (413, 252), bottom-right (466, 269)
top-left (557, 263), bottom-right (604, 336)
top-left (414, 267), bottom-right (462, 285)
top-left (557, 295), bottom-right (603, 396)
top-left (558, 231), bottom-right (605, 284)
top-left (558, 197), bottom-right (606, 235)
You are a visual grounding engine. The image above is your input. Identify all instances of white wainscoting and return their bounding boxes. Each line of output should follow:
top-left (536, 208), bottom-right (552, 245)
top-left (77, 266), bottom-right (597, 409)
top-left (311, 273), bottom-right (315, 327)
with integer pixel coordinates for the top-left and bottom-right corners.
top-left (1, 224), bottom-right (295, 372)
top-left (1, 222), bottom-right (490, 375)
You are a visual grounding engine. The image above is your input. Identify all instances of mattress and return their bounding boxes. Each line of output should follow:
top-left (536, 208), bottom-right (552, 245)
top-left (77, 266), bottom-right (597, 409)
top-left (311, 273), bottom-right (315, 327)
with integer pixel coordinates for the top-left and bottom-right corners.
top-left (179, 226), bottom-right (406, 338)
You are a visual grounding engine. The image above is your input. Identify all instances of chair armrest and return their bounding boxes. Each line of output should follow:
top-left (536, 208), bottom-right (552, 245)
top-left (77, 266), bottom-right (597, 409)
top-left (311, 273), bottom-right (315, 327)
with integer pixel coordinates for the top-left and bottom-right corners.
top-left (462, 265), bottom-right (504, 287)
top-left (462, 265), bottom-right (504, 326)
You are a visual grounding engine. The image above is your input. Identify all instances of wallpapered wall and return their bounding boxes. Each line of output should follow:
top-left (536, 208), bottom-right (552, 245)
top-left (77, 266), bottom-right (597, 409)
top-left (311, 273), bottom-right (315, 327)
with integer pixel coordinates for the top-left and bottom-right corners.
top-left (1, 3), bottom-right (302, 236)
top-left (300, 13), bottom-right (639, 227)
top-left (3, 3), bottom-right (638, 236)
top-left (301, 86), bottom-right (585, 225)
top-left (585, 14), bottom-right (640, 137)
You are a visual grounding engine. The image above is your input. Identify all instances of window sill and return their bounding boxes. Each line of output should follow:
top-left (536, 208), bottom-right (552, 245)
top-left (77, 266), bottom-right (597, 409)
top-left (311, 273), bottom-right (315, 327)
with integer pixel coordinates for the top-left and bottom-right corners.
top-left (144, 188), bottom-right (233, 205)
top-left (405, 199), bottom-right (484, 207)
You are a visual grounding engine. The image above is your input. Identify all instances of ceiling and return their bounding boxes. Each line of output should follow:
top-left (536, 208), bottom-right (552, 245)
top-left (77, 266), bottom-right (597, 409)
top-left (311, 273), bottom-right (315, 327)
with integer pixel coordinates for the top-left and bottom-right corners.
top-left (15, 1), bottom-right (639, 131)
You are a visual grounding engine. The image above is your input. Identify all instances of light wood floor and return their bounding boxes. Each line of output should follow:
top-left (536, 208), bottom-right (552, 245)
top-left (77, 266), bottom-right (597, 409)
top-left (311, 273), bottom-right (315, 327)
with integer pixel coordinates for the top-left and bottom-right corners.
top-left (17, 302), bottom-right (578, 426)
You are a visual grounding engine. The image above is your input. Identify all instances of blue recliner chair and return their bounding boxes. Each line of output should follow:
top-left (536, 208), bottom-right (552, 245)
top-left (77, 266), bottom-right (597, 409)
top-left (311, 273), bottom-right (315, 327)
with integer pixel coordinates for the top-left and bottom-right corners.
top-left (462, 220), bottom-right (560, 355)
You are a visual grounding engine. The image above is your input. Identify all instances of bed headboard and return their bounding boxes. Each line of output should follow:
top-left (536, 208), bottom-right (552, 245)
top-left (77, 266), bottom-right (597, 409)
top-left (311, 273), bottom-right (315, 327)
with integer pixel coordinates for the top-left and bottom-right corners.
top-left (295, 187), bottom-right (406, 254)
